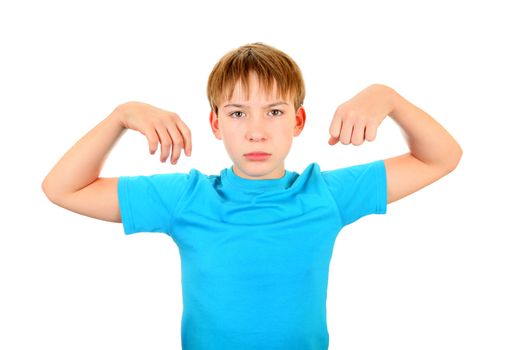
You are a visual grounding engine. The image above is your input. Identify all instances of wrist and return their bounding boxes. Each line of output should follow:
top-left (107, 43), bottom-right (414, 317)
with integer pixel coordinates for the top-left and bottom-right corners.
top-left (380, 85), bottom-right (403, 120)
top-left (110, 103), bottom-right (129, 129)
top-left (372, 84), bottom-right (396, 112)
top-left (366, 83), bottom-right (398, 118)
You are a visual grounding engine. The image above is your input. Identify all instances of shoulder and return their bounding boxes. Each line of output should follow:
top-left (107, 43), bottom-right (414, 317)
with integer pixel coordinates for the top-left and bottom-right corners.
top-left (118, 168), bottom-right (214, 195)
top-left (320, 160), bottom-right (386, 183)
top-left (285, 161), bottom-right (385, 185)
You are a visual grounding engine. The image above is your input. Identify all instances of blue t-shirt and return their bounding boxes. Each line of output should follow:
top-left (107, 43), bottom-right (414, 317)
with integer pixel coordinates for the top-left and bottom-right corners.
top-left (118, 161), bottom-right (387, 350)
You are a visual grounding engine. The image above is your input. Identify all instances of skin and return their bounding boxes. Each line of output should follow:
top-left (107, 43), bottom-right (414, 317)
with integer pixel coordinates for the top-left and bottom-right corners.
top-left (329, 83), bottom-right (462, 203)
top-left (209, 72), bottom-right (306, 180)
top-left (42, 75), bottom-right (462, 223)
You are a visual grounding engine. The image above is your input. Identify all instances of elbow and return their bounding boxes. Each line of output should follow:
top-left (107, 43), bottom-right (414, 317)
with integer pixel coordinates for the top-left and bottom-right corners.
top-left (41, 176), bottom-right (51, 199)
top-left (41, 177), bottom-right (56, 204)
top-left (429, 142), bottom-right (462, 177)
top-left (455, 144), bottom-right (463, 169)
top-left (42, 176), bottom-right (63, 205)
top-left (444, 142), bottom-right (463, 174)
top-left (452, 141), bottom-right (463, 168)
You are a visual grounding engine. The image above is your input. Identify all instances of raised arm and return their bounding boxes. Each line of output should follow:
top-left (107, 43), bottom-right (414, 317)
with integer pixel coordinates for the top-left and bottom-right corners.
top-left (42, 102), bottom-right (192, 222)
top-left (383, 86), bottom-right (462, 203)
top-left (328, 84), bottom-right (462, 204)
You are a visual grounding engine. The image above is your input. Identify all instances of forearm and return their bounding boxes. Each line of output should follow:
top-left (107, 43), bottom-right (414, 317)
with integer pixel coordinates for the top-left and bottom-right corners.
top-left (42, 105), bottom-right (127, 199)
top-left (386, 86), bottom-right (462, 170)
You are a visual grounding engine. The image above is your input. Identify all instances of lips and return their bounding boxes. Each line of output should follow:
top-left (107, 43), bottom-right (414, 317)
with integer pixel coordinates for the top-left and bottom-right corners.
top-left (243, 152), bottom-right (271, 161)
top-left (244, 152), bottom-right (271, 156)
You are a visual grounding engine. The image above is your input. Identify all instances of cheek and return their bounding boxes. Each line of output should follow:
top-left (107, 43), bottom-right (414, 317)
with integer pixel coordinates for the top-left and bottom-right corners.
top-left (276, 129), bottom-right (294, 150)
top-left (279, 124), bottom-right (296, 139)
top-left (221, 128), bottom-right (242, 149)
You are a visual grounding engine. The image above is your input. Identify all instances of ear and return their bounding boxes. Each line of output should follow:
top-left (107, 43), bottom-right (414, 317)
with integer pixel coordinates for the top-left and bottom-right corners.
top-left (293, 106), bottom-right (306, 136)
top-left (209, 110), bottom-right (223, 140)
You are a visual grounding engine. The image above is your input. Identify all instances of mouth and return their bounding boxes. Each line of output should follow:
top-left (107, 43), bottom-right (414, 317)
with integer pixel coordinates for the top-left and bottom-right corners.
top-left (243, 152), bottom-right (272, 161)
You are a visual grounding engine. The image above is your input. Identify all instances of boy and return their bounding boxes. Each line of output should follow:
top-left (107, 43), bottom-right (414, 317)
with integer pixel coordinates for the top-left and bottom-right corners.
top-left (42, 42), bottom-right (462, 349)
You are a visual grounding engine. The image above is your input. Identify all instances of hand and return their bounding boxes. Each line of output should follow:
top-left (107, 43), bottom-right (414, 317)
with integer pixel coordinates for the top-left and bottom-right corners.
top-left (118, 101), bottom-right (192, 164)
top-left (328, 84), bottom-right (395, 146)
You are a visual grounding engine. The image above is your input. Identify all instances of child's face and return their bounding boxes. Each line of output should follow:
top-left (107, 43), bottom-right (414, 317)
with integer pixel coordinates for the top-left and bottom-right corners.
top-left (210, 72), bottom-right (306, 180)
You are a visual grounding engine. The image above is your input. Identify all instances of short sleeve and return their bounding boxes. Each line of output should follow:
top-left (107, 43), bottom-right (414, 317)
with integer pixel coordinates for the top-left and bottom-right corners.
top-left (118, 172), bottom-right (191, 235)
top-left (321, 160), bottom-right (387, 226)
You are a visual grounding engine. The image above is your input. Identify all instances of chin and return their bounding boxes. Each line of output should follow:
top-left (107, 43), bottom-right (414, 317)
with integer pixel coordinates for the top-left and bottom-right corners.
top-left (236, 161), bottom-right (282, 179)
top-left (240, 164), bottom-right (269, 175)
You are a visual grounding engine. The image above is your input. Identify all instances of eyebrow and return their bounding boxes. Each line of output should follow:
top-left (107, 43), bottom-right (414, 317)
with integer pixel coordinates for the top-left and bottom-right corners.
top-left (223, 101), bottom-right (289, 108)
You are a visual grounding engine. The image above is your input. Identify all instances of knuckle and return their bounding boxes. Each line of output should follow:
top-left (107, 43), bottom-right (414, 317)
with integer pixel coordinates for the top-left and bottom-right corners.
top-left (172, 138), bottom-right (183, 147)
top-left (345, 109), bottom-right (358, 119)
top-left (153, 119), bottom-right (166, 128)
top-left (168, 112), bottom-right (180, 121)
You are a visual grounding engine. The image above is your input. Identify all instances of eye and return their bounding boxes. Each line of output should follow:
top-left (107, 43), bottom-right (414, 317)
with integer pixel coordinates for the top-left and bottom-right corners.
top-left (229, 111), bottom-right (245, 118)
top-left (269, 109), bottom-right (283, 117)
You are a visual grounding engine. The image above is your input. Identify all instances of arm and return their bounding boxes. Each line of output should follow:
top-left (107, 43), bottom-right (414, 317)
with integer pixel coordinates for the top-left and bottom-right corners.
top-left (42, 102), bottom-right (192, 222)
top-left (328, 84), bottom-right (462, 204)
top-left (383, 86), bottom-right (462, 203)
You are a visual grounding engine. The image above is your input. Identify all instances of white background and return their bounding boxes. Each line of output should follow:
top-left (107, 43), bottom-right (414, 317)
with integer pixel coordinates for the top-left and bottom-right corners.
top-left (1, 1), bottom-right (524, 349)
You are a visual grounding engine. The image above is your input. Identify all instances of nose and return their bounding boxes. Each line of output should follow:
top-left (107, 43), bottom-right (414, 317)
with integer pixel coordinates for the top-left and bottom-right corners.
top-left (245, 116), bottom-right (268, 142)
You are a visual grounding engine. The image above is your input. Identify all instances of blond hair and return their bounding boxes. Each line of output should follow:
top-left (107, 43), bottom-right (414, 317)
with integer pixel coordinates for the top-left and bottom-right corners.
top-left (207, 42), bottom-right (305, 114)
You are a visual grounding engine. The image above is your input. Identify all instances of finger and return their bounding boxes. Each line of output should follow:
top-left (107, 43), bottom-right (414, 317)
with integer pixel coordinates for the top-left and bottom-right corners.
top-left (143, 127), bottom-right (159, 155)
top-left (328, 136), bottom-right (339, 145)
top-left (350, 120), bottom-right (365, 145)
top-left (155, 126), bottom-right (173, 163)
top-left (165, 123), bottom-right (183, 164)
top-left (339, 118), bottom-right (354, 145)
top-left (328, 112), bottom-right (342, 145)
top-left (365, 124), bottom-right (377, 142)
top-left (176, 120), bottom-right (192, 157)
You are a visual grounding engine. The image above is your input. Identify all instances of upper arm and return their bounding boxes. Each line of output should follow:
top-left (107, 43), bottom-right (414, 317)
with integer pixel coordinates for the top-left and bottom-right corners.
top-left (384, 153), bottom-right (459, 204)
top-left (322, 161), bottom-right (387, 226)
top-left (44, 177), bottom-right (121, 223)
